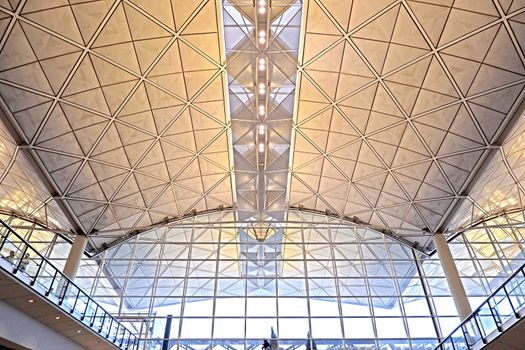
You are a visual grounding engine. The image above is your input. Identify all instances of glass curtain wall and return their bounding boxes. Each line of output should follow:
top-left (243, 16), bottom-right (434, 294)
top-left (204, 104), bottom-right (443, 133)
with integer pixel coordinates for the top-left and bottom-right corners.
top-left (439, 209), bottom-right (525, 309)
top-left (3, 209), bottom-right (525, 349)
top-left (79, 210), bottom-right (443, 349)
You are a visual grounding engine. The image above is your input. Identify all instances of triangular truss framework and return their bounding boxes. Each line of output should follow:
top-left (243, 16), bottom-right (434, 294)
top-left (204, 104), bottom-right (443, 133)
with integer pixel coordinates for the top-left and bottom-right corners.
top-left (0, 0), bottom-right (234, 250)
top-left (289, 0), bottom-right (525, 250)
top-left (0, 0), bottom-right (523, 254)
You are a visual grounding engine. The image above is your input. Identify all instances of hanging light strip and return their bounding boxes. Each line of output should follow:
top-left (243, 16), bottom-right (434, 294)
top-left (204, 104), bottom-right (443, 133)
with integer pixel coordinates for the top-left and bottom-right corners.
top-left (256, 0), bottom-right (268, 171)
top-left (224, 0), bottom-right (302, 221)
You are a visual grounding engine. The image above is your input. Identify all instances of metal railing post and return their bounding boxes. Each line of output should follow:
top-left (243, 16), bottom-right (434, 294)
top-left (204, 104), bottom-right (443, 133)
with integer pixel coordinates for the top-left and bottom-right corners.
top-left (70, 289), bottom-right (80, 313)
top-left (46, 270), bottom-right (57, 296)
top-left (487, 299), bottom-right (502, 331)
top-left (14, 243), bottom-right (29, 273)
top-left (126, 332), bottom-right (132, 349)
top-left (114, 323), bottom-right (120, 343)
top-left (30, 258), bottom-right (44, 286)
top-left (502, 285), bottom-right (519, 317)
top-left (0, 230), bottom-right (9, 251)
top-left (58, 280), bottom-right (69, 306)
top-left (100, 312), bottom-right (107, 333)
top-left (473, 314), bottom-right (487, 344)
top-left (107, 317), bottom-right (114, 338)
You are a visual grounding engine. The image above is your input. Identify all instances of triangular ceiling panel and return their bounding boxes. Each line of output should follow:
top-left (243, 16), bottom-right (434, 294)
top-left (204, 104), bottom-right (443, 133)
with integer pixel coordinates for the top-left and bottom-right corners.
top-left (0, 0), bottom-right (233, 249)
top-left (0, 0), bottom-right (523, 256)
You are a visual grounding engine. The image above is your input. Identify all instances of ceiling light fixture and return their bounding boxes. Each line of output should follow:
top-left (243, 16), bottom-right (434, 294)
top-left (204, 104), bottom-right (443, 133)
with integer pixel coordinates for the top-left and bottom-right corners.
top-left (55, 316), bottom-right (61, 320)
top-left (258, 0), bottom-right (266, 14)
top-left (258, 143), bottom-right (265, 152)
top-left (258, 83), bottom-right (266, 94)
top-left (258, 30), bottom-right (266, 45)
top-left (258, 124), bottom-right (266, 135)
top-left (258, 105), bottom-right (265, 116)
top-left (28, 299), bottom-right (34, 303)
top-left (258, 57), bottom-right (266, 71)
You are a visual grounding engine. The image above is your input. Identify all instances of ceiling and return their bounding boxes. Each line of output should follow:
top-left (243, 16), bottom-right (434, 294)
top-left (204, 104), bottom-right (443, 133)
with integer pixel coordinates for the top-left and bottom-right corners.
top-left (0, 0), bottom-right (523, 253)
top-left (0, 0), bottom-right (234, 249)
top-left (289, 0), bottom-right (525, 249)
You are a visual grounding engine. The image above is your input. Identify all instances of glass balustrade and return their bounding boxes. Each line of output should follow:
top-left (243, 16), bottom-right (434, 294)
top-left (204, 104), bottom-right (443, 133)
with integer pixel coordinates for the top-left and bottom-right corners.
top-left (435, 262), bottom-right (525, 350)
top-left (0, 220), bottom-right (138, 350)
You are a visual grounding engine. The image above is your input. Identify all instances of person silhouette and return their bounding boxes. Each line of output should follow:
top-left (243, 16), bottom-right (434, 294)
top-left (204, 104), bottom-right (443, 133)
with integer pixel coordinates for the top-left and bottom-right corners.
top-left (5, 250), bottom-right (15, 263)
top-left (19, 252), bottom-right (30, 272)
top-left (262, 339), bottom-right (270, 350)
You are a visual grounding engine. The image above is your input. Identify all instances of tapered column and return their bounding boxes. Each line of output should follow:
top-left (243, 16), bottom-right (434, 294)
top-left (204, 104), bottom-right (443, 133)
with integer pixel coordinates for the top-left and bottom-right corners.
top-left (62, 234), bottom-right (88, 280)
top-left (433, 233), bottom-right (472, 320)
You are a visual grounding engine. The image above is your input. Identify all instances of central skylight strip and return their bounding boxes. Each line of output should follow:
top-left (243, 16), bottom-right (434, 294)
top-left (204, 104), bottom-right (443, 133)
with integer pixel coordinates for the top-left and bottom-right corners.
top-left (223, 0), bottom-right (302, 226)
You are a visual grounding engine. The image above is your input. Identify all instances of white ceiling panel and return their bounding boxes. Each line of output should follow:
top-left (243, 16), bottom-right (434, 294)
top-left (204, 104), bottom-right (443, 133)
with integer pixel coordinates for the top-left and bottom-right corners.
top-left (290, 0), bottom-right (525, 250)
top-left (0, 0), bottom-right (234, 250)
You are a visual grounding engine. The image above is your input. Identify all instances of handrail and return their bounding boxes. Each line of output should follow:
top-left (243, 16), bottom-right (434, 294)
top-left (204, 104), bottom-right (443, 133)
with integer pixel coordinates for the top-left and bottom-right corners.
top-left (0, 220), bottom-right (138, 350)
top-left (434, 262), bottom-right (525, 349)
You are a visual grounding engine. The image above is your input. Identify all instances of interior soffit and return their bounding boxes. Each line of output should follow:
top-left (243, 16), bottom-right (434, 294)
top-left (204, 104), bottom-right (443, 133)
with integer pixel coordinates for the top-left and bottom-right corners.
top-left (0, 0), bottom-right (234, 251)
top-left (289, 0), bottom-right (525, 250)
top-left (0, 1), bottom-right (524, 253)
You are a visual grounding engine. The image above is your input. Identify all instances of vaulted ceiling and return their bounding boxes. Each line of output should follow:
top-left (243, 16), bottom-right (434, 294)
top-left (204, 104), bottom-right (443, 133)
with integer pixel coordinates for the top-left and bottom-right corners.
top-left (0, 0), bottom-right (524, 253)
top-left (290, 0), bottom-right (525, 249)
top-left (0, 0), bottom-right (233, 249)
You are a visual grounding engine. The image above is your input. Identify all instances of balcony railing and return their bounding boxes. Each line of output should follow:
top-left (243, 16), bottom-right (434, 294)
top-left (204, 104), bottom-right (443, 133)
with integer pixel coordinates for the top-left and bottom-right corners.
top-left (0, 220), bottom-right (138, 350)
top-left (435, 262), bottom-right (525, 350)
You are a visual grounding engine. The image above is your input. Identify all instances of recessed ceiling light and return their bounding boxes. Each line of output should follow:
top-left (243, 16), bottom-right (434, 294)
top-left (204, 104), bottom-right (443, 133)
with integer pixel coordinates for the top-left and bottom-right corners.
top-left (28, 299), bottom-right (34, 303)
top-left (258, 57), bottom-right (266, 71)
top-left (55, 316), bottom-right (61, 320)
top-left (76, 330), bottom-right (82, 333)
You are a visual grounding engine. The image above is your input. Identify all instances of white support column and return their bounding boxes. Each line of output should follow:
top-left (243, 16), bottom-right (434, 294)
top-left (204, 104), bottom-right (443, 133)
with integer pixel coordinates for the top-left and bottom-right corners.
top-left (62, 234), bottom-right (88, 280)
top-left (433, 233), bottom-right (472, 320)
